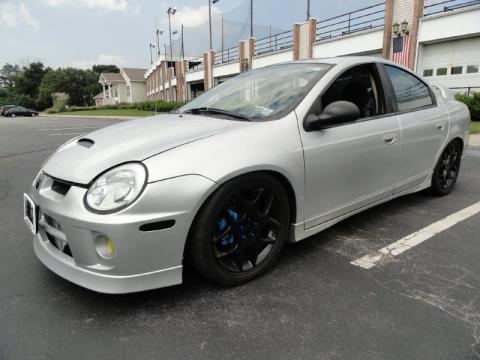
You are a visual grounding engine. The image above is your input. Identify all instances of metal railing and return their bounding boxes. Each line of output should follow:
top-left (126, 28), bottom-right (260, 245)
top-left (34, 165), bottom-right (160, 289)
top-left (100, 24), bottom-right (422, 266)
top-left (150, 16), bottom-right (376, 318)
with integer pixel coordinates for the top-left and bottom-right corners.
top-left (316, 2), bottom-right (385, 41)
top-left (188, 56), bottom-right (204, 72)
top-left (424, 0), bottom-right (480, 16)
top-left (214, 46), bottom-right (240, 65)
top-left (255, 30), bottom-right (294, 56)
top-left (449, 86), bottom-right (480, 95)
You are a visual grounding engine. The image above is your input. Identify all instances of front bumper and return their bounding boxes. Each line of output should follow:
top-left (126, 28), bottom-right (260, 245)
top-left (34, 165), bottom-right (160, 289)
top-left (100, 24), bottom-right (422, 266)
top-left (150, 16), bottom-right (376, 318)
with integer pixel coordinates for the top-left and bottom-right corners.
top-left (29, 173), bottom-right (217, 293)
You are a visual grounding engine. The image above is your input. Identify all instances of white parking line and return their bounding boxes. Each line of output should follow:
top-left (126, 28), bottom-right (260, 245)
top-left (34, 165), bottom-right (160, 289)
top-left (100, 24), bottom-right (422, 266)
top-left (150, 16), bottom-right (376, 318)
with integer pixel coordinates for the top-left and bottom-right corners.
top-left (351, 200), bottom-right (480, 269)
top-left (49, 132), bottom-right (85, 136)
top-left (37, 127), bottom-right (100, 131)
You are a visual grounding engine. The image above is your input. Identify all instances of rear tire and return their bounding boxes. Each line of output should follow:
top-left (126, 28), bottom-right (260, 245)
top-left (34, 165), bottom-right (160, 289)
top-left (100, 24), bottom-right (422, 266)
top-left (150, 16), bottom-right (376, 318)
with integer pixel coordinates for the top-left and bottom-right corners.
top-left (187, 173), bottom-right (290, 286)
top-left (430, 140), bottom-right (462, 196)
top-left (10, 114), bottom-right (16, 118)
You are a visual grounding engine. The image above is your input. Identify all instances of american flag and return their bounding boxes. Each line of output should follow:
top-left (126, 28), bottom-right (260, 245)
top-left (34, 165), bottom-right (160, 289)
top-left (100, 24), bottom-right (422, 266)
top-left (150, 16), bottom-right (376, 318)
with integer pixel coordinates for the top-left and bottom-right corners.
top-left (392, 35), bottom-right (411, 67)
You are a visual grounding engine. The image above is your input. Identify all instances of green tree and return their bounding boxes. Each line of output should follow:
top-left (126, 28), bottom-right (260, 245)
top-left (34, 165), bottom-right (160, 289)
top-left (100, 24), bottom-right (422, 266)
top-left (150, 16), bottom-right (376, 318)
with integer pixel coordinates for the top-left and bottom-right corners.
top-left (15, 62), bottom-right (46, 99)
top-left (0, 63), bottom-right (21, 88)
top-left (92, 64), bottom-right (120, 74)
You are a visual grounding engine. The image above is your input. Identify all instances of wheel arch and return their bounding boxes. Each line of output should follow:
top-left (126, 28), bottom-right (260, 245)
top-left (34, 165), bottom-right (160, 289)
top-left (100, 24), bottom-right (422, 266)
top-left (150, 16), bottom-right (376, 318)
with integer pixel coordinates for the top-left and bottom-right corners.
top-left (183, 169), bottom-right (298, 262)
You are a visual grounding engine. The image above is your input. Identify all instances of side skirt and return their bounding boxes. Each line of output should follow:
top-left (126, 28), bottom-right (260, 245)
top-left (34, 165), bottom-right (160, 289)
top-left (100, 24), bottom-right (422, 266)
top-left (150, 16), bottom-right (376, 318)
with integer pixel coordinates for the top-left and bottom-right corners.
top-left (289, 173), bottom-right (432, 243)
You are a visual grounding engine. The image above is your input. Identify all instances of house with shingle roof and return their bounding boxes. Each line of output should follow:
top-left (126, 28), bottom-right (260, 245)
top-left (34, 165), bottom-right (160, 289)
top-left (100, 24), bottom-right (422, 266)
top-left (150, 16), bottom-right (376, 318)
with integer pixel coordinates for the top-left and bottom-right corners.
top-left (97, 68), bottom-right (147, 105)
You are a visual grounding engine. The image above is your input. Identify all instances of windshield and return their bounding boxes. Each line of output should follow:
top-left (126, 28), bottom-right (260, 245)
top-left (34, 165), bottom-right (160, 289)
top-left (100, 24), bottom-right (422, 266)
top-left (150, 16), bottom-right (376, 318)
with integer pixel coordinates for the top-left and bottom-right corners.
top-left (180, 63), bottom-right (331, 121)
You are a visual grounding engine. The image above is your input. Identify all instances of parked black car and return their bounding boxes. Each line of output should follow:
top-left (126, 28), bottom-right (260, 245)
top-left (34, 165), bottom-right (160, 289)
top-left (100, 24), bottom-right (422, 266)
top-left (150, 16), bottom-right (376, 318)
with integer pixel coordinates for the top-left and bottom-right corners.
top-left (4, 106), bottom-right (39, 117)
top-left (0, 105), bottom-right (16, 116)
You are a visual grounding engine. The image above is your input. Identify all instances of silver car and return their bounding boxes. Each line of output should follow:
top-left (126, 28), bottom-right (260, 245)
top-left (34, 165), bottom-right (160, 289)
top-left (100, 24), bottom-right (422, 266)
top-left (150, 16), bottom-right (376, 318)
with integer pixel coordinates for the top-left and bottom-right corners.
top-left (24, 57), bottom-right (470, 293)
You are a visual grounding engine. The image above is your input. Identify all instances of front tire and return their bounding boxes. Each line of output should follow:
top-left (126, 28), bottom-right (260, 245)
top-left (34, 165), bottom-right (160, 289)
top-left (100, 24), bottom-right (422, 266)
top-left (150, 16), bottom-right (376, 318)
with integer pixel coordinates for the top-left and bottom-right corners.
top-left (187, 173), bottom-right (291, 286)
top-left (430, 140), bottom-right (462, 196)
top-left (10, 113), bottom-right (16, 118)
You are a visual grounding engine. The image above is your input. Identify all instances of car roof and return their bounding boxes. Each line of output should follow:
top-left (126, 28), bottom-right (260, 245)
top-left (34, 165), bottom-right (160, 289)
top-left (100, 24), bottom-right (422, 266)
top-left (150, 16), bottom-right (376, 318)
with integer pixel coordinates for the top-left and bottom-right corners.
top-left (277, 56), bottom-right (405, 69)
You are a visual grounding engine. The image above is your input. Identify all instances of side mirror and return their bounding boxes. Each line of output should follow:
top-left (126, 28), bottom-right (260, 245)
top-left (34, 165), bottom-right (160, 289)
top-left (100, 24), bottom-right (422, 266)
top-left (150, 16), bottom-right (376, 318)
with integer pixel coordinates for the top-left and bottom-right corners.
top-left (304, 101), bottom-right (360, 131)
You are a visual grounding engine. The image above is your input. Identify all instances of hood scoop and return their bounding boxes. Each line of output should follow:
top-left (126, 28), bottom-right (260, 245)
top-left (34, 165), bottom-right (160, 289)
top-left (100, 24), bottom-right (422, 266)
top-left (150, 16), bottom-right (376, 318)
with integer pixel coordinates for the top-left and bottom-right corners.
top-left (77, 138), bottom-right (94, 148)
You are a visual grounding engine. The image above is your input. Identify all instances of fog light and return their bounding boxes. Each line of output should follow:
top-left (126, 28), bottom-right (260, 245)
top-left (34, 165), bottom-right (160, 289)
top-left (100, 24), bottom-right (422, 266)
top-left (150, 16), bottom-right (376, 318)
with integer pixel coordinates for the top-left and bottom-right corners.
top-left (95, 235), bottom-right (116, 259)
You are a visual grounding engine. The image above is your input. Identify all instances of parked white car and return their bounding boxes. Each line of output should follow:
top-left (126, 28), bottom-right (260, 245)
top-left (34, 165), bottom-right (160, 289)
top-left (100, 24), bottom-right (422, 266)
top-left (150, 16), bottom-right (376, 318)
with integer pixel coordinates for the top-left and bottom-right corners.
top-left (24, 57), bottom-right (470, 293)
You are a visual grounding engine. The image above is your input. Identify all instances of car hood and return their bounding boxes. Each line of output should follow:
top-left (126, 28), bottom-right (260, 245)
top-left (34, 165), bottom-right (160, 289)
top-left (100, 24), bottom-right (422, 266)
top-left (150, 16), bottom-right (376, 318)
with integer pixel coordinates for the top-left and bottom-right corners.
top-left (42, 114), bottom-right (246, 184)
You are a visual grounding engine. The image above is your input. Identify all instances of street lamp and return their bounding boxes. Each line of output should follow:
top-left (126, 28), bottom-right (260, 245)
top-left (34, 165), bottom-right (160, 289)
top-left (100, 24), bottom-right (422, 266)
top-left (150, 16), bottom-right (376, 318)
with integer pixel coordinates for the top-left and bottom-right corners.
top-left (209, 0), bottom-right (220, 50)
top-left (156, 29), bottom-right (164, 59)
top-left (401, 20), bottom-right (409, 35)
top-left (392, 22), bottom-right (400, 36)
top-left (167, 6), bottom-right (176, 63)
top-left (149, 43), bottom-right (155, 64)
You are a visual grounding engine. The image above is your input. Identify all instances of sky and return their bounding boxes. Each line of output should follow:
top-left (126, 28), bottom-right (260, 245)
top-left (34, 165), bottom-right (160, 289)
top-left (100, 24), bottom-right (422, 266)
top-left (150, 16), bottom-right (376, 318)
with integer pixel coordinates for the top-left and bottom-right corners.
top-left (0, 0), bottom-right (380, 70)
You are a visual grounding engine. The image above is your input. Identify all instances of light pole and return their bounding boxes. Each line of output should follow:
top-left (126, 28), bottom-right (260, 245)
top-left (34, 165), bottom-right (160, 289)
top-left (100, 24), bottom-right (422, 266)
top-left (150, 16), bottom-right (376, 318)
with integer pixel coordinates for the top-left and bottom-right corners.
top-left (149, 43), bottom-right (155, 64)
top-left (250, 0), bottom-right (253, 38)
top-left (156, 29), bottom-right (164, 60)
top-left (209, 0), bottom-right (220, 50)
top-left (167, 6), bottom-right (176, 63)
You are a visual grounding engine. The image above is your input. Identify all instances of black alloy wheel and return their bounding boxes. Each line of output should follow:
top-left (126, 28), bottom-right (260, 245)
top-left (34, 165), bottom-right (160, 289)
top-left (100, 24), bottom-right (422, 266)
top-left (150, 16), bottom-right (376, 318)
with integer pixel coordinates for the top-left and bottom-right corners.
top-left (430, 140), bottom-right (462, 196)
top-left (188, 173), bottom-right (290, 285)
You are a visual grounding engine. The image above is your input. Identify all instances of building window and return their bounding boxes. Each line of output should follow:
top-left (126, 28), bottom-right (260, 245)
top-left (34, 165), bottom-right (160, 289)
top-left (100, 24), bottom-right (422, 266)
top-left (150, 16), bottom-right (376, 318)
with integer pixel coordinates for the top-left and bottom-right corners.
top-left (127, 86), bottom-right (131, 97)
top-left (423, 69), bottom-right (433, 77)
top-left (467, 65), bottom-right (479, 74)
top-left (436, 68), bottom-right (447, 76)
top-left (451, 66), bottom-right (462, 75)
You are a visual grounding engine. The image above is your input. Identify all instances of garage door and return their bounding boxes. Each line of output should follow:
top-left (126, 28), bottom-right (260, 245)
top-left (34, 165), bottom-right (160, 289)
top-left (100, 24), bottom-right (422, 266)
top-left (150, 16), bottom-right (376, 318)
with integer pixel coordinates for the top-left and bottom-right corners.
top-left (417, 37), bottom-right (480, 90)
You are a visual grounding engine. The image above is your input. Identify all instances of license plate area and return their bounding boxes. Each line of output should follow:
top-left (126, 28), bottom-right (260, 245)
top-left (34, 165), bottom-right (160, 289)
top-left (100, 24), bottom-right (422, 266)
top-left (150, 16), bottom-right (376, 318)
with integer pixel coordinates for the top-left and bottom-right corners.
top-left (24, 193), bottom-right (37, 234)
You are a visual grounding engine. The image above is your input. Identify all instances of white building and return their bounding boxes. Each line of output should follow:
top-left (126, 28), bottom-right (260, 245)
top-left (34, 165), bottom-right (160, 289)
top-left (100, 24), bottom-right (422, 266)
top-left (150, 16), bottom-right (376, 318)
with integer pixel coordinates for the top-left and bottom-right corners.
top-left (96, 68), bottom-right (148, 105)
top-left (145, 0), bottom-right (480, 100)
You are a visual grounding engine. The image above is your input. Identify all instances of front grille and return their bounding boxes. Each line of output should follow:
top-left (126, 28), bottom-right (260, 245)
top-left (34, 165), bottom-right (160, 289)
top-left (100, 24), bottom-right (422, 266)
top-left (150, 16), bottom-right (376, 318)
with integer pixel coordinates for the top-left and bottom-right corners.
top-left (51, 180), bottom-right (71, 196)
top-left (40, 213), bottom-right (72, 257)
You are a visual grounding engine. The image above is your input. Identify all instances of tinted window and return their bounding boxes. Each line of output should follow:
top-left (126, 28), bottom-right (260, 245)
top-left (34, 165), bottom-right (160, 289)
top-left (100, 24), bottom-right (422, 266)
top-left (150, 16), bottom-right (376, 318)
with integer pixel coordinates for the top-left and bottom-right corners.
top-left (436, 68), bottom-right (447, 76)
top-left (451, 66), bottom-right (462, 75)
top-left (423, 69), bottom-right (433, 77)
top-left (467, 65), bottom-right (479, 73)
top-left (385, 65), bottom-right (433, 112)
top-left (321, 64), bottom-right (385, 119)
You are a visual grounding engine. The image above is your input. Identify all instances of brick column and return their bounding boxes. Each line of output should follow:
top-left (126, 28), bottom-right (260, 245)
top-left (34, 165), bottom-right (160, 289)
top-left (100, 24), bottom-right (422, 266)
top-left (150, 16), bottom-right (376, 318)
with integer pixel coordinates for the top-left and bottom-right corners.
top-left (239, 37), bottom-right (255, 73)
top-left (167, 67), bottom-right (175, 101)
top-left (160, 61), bottom-right (167, 101)
top-left (156, 65), bottom-right (162, 101)
top-left (293, 18), bottom-right (317, 60)
top-left (383, 0), bottom-right (425, 70)
top-left (175, 60), bottom-right (188, 102)
top-left (203, 50), bottom-right (215, 90)
top-left (382, 0), bottom-right (394, 59)
top-left (409, 0), bottom-right (425, 70)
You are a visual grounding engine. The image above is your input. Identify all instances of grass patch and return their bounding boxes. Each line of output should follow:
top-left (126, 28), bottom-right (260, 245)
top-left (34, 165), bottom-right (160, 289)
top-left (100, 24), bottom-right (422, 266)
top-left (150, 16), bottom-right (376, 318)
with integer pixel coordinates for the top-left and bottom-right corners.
top-left (470, 122), bottom-right (480, 134)
top-left (53, 109), bottom-right (159, 117)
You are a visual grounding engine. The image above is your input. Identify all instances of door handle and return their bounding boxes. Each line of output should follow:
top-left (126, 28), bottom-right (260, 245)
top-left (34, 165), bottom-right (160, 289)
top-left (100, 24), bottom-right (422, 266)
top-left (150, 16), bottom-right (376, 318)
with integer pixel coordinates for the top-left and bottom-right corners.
top-left (383, 134), bottom-right (398, 145)
top-left (436, 121), bottom-right (446, 130)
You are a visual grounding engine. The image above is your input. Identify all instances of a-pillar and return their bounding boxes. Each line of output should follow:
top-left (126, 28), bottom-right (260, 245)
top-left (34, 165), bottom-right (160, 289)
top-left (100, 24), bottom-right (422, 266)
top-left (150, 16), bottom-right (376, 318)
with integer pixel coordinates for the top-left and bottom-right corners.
top-left (175, 60), bottom-right (188, 102)
top-left (239, 37), bottom-right (255, 73)
top-left (293, 18), bottom-right (317, 60)
top-left (382, 0), bottom-right (425, 70)
top-left (203, 50), bottom-right (215, 90)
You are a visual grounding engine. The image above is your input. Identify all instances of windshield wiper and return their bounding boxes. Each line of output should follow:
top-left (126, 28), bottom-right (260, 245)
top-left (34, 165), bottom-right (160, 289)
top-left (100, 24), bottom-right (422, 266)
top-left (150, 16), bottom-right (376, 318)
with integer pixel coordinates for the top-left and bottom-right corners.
top-left (183, 107), bottom-right (251, 122)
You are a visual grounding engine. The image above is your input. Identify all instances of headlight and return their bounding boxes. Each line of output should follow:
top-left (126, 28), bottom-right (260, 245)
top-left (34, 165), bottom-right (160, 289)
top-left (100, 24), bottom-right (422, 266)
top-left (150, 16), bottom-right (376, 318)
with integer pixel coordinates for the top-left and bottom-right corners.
top-left (84, 163), bottom-right (147, 213)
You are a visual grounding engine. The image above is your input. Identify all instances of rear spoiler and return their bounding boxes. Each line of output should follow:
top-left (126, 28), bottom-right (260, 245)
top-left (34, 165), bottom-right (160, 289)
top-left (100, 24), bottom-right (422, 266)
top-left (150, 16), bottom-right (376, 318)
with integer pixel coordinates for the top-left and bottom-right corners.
top-left (429, 82), bottom-right (455, 101)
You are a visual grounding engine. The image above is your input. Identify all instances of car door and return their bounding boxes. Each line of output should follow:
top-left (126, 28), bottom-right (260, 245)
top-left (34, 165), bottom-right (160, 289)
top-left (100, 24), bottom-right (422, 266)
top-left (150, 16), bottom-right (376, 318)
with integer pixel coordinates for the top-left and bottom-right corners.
top-left (382, 65), bottom-right (448, 193)
top-left (299, 63), bottom-right (401, 229)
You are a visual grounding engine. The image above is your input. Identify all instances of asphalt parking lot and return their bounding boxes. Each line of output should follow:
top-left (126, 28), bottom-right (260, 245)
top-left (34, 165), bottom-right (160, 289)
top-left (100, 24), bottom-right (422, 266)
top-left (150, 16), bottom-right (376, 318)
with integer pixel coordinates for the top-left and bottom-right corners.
top-left (1, 115), bottom-right (480, 360)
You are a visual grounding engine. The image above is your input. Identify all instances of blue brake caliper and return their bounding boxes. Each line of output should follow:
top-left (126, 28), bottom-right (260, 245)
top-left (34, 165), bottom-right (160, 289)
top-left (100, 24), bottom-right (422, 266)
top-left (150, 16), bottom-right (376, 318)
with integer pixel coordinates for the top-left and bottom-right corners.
top-left (217, 209), bottom-right (238, 246)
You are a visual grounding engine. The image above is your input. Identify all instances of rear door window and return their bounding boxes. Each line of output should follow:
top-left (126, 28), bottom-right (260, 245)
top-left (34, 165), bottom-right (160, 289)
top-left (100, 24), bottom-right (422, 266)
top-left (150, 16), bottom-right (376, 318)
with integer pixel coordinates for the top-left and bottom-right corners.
top-left (384, 65), bottom-right (433, 112)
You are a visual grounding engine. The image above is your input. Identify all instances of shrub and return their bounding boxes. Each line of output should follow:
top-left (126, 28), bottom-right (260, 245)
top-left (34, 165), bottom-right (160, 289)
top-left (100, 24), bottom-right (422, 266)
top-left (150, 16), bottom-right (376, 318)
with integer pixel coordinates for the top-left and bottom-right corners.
top-left (455, 91), bottom-right (480, 121)
top-left (51, 92), bottom-right (70, 112)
